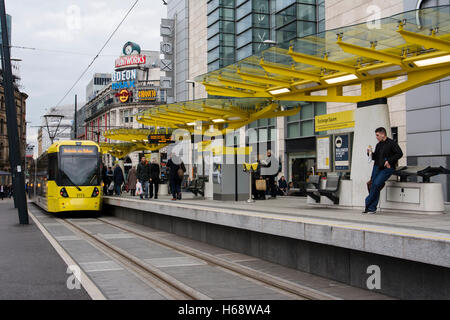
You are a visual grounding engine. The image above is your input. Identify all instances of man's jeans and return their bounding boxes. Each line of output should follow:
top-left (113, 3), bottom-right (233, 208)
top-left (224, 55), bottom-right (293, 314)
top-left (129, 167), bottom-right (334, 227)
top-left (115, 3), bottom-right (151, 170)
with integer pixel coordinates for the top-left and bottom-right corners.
top-left (365, 166), bottom-right (395, 212)
top-left (140, 181), bottom-right (149, 199)
top-left (115, 183), bottom-right (122, 197)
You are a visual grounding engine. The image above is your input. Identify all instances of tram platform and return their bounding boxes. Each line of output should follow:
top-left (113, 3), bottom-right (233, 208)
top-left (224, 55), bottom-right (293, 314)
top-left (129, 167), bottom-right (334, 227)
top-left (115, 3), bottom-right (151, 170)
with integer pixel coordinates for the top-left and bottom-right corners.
top-left (0, 200), bottom-right (90, 300)
top-left (104, 195), bottom-right (450, 299)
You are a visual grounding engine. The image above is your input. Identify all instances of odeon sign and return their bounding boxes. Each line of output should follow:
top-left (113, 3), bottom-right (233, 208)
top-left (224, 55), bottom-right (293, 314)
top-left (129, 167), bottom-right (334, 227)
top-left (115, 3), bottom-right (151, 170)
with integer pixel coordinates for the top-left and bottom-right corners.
top-left (112, 69), bottom-right (137, 90)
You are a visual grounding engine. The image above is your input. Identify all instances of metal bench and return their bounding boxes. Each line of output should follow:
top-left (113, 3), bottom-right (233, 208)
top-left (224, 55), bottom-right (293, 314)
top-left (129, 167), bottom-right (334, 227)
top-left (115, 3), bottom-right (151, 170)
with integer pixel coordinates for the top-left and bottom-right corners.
top-left (318, 175), bottom-right (342, 205)
top-left (306, 175), bottom-right (321, 203)
top-left (187, 177), bottom-right (206, 197)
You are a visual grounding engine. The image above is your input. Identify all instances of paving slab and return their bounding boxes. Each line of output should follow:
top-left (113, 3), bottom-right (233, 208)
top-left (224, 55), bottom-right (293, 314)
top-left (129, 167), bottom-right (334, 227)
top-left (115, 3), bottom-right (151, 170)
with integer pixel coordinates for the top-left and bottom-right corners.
top-left (0, 201), bottom-right (90, 300)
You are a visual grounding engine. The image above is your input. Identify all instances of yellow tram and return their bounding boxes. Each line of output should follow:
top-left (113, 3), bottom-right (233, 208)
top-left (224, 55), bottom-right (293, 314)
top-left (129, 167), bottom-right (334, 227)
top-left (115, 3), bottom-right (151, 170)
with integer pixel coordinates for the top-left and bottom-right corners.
top-left (32, 141), bottom-right (103, 213)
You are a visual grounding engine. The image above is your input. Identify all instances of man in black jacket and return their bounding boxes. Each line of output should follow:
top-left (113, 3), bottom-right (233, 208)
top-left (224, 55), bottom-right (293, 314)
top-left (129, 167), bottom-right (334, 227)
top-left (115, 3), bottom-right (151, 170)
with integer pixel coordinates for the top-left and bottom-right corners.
top-left (149, 159), bottom-right (160, 200)
top-left (364, 127), bottom-right (403, 214)
top-left (137, 157), bottom-right (150, 200)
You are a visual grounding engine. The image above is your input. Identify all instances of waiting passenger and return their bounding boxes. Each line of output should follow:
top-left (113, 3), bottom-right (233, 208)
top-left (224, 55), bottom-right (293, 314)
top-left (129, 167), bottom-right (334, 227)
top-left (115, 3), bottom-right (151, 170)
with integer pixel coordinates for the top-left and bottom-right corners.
top-left (365, 127), bottom-right (403, 214)
top-left (137, 157), bottom-right (150, 200)
top-left (127, 166), bottom-right (137, 197)
top-left (278, 176), bottom-right (288, 196)
top-left (149, 159), bottom-right (160, 200)
top-left (113, 164), bottom-right (125, 197)
top-left (167, 153), bottom-right (185, 201)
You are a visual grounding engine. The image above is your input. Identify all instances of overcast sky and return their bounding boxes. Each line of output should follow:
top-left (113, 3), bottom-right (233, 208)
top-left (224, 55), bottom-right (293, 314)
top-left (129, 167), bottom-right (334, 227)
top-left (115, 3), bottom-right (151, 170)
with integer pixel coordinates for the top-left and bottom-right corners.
top-left (6, 0), bottom-right (166, 148)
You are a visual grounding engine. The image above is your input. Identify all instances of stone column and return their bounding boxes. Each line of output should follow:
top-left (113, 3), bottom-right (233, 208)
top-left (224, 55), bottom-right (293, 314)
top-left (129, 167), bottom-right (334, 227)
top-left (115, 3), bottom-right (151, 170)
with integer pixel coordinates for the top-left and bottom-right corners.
top-left (350, 98), bottom-right (392, 208)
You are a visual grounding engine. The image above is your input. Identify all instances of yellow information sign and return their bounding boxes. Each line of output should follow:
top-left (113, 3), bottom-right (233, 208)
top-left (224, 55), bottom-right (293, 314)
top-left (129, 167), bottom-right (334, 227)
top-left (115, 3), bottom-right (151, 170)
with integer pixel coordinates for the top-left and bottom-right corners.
top-left (315, 110), bottom-right (355, 132)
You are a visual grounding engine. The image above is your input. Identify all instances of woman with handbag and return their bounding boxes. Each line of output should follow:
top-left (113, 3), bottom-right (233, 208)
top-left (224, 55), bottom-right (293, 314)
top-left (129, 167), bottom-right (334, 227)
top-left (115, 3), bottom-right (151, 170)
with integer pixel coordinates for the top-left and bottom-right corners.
top-left (167, 153), bottom-right (186, 201)
top-left (252, 158), bottom-right (266, 200)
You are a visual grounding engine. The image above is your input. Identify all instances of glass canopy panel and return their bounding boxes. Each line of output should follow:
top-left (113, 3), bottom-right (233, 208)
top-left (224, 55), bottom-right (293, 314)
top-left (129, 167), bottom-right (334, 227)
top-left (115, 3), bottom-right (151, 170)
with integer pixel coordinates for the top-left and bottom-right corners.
top-left (195, 5), bottom-right (450, 84)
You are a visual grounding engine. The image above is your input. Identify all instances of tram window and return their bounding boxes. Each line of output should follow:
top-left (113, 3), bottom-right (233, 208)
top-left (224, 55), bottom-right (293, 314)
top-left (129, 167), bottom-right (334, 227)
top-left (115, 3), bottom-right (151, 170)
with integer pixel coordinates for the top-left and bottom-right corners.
top-left (48, 154), bottom-right (57, 180)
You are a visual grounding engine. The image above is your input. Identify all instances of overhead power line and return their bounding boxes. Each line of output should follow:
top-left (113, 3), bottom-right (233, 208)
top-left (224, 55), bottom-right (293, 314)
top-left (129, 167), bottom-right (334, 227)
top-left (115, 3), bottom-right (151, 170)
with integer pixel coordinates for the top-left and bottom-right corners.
top-left (11, 45), bottom-right (117, 57)
top-left (54, 0), bottom-right (140, 109)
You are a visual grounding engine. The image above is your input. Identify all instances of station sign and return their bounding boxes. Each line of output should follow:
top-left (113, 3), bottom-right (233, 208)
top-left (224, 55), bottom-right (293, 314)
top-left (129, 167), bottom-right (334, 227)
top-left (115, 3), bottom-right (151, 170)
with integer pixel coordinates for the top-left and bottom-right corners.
top-left (315, 110), bottom-right (355, 132)
top-left (148, 134), bottom-right (175, 144)
top-left (138, 89), bottom-right (157, 101)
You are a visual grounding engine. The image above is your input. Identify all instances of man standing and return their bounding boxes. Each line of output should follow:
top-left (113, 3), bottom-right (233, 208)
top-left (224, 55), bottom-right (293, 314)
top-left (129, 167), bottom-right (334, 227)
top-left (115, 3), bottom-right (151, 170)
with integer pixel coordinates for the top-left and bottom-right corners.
top-left (149, 159), bottom-right (160, 200)
top-left (137, 156), bottom-right (150, 200)
top-left (113, 164), bottom-right (125, 197)
top-left (261, 150), bottom-right (279, 199)
top-left (364, 127), bottom-right (403, 214)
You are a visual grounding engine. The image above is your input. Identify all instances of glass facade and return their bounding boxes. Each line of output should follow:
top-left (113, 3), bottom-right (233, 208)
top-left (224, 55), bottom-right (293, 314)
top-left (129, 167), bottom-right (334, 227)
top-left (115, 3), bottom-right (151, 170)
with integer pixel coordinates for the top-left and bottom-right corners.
top-left (207, 0), bottom-right (324, 72)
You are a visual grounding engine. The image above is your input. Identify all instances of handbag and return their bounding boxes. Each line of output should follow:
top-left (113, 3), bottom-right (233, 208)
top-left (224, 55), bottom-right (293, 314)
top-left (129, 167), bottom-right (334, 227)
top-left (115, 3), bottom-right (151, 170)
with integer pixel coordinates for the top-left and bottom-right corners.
top-left (136, 182), bottom-right (142, 196)
top-left (255, 179), bottom-right (267, 192)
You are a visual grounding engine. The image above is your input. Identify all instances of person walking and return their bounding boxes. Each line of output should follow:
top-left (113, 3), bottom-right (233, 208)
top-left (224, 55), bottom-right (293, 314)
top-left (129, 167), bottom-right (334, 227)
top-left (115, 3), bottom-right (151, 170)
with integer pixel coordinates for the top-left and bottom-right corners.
top-left (127, 166), bottom-right (138, 197)
top-left (364, 127), bottom-right (403, 214)
top-left (137, 157), bottom-right (150, 200)
top-left (149, 159), bottom-right (160, 200)
top-left (0, 185), bottom-right (4, 200)
top-left (261, 150), bottom-right (279, 199)
top-left (113, 164), bottom-right (125, 197)
top-left (167, 153), bottom-right (185, 201)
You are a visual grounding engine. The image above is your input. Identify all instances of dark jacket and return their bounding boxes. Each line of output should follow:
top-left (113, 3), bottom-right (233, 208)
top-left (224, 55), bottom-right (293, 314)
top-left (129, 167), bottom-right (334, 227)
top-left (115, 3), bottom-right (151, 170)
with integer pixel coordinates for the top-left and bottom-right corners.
top-left (279, 179), bottom-right (288, 190)
top-left (137, 162), bottom-right (150, 182)
top-left (167, 157), bottom-right (185, 183)
top-left (372, 138), bottom-right (403, 169)
top-left (150, 163), bottom-right (160, 182)
top-left (113, 166), bottom-right (124, 186)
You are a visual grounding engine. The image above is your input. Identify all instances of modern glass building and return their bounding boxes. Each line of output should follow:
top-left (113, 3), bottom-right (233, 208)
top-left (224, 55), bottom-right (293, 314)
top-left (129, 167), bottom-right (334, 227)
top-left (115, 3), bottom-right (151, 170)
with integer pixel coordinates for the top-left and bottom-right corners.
top-left (207, 0), bottom-right (325, 71)
top-left (207, 0), bottom-right (327, 189)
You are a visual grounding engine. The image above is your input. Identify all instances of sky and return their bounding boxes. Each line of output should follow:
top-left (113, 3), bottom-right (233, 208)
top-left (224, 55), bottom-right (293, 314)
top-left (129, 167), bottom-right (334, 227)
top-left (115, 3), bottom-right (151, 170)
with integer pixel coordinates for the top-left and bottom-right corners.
top-left (6, 0), bottom-right (166, 149)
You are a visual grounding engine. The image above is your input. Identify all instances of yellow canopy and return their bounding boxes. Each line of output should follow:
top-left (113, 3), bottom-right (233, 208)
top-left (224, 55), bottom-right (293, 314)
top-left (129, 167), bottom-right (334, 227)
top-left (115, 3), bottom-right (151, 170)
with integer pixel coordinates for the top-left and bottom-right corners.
top-left (195, 6), bottom-right (450, 103)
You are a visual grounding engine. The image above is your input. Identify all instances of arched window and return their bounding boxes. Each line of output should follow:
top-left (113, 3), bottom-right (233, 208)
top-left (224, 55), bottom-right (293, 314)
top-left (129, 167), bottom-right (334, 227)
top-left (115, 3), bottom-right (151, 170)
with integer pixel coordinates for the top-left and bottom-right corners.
top-left (0, 119), bottom-right (3, 135)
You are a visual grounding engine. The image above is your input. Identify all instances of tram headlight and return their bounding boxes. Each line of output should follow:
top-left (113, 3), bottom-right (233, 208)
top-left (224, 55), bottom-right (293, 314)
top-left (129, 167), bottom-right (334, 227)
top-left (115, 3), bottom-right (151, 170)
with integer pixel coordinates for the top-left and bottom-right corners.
top-left (60, 188), bottom-right (69, 198)
top-left (92, 187), bottom-right (100, 198)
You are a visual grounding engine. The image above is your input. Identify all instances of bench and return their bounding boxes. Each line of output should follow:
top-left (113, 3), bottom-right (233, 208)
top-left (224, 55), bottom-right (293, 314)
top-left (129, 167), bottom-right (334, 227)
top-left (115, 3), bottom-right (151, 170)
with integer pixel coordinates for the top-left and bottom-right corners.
top-left (187, 177), bottom-right (206, 197)
top-left (306, 175), bottom-right (321, 203)
top-left (318, 175), bottom-right (342, 205)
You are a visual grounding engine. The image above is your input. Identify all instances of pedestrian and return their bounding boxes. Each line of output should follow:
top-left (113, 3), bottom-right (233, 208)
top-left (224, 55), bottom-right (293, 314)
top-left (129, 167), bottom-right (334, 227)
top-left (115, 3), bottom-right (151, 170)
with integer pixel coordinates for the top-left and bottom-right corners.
top-left (278, 176), bottom-right (288, 196)
top-left (106, 167), bottom-right (114, 195)
top-left (127, 165), bottom-right (137, 197)
top-left (261, 150), bottom-right (279, 199)
top-left (101, 162), bottom-right (108, 195)
top-left (167, 153), bottom-right (185, 201)
top-left (137, 156), bottom-right (150, 200)
top-left (364, 127), bottom-right (403, 214)
top-left (149, 159), bottom-right (160, 200)
top-left (0, 185), bottom-right (4, 200)
top-left (113, 164), bottom-right (125, 197)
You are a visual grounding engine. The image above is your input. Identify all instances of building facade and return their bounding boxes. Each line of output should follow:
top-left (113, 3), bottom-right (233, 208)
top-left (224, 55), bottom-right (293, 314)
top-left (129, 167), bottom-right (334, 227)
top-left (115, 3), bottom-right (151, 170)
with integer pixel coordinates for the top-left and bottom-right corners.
top-left (86, 73), bottom-right (112, 102)
top-left (0, 86), bottom-right (27, 185)
top-left (79, 45), bottom-right (166, 167)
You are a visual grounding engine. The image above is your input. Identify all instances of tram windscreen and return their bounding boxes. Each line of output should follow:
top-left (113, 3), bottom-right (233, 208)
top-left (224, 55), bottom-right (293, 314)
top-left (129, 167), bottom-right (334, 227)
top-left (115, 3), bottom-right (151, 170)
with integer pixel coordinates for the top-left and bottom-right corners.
top-left (59, 146), bottom-right (100, 187)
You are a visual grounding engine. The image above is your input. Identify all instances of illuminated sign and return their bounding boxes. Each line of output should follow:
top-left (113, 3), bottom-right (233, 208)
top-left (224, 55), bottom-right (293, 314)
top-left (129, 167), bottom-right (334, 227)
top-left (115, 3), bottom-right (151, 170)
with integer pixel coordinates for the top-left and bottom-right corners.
top-left (115, 89), bottom-right (131, 103)
top-left (138, 89), bottom-right (157, 101)
top-left (115, 54), bottom-right (146, 69)
top-left (148, 134), bottom-right (175, 144)
top-left (61, 146), bottom-right (97, 155)
top-left (112, 69), bottom-right (137, 90)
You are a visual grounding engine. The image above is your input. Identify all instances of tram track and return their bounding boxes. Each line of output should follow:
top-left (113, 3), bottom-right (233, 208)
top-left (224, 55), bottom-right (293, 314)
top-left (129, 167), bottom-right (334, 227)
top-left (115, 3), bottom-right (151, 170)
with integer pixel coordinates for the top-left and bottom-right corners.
top-left (59, 217), bottom-right (210, 300)
top-left (60, 216), bottom-right (340, 300)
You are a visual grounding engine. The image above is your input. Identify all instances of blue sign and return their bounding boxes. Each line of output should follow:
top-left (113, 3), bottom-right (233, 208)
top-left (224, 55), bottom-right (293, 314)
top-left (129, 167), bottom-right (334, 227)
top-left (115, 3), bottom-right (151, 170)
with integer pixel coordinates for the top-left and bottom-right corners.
top-left (112, 81), bottom-right (135, 90)
top-left (334, 134), bottom-right (351, 172)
